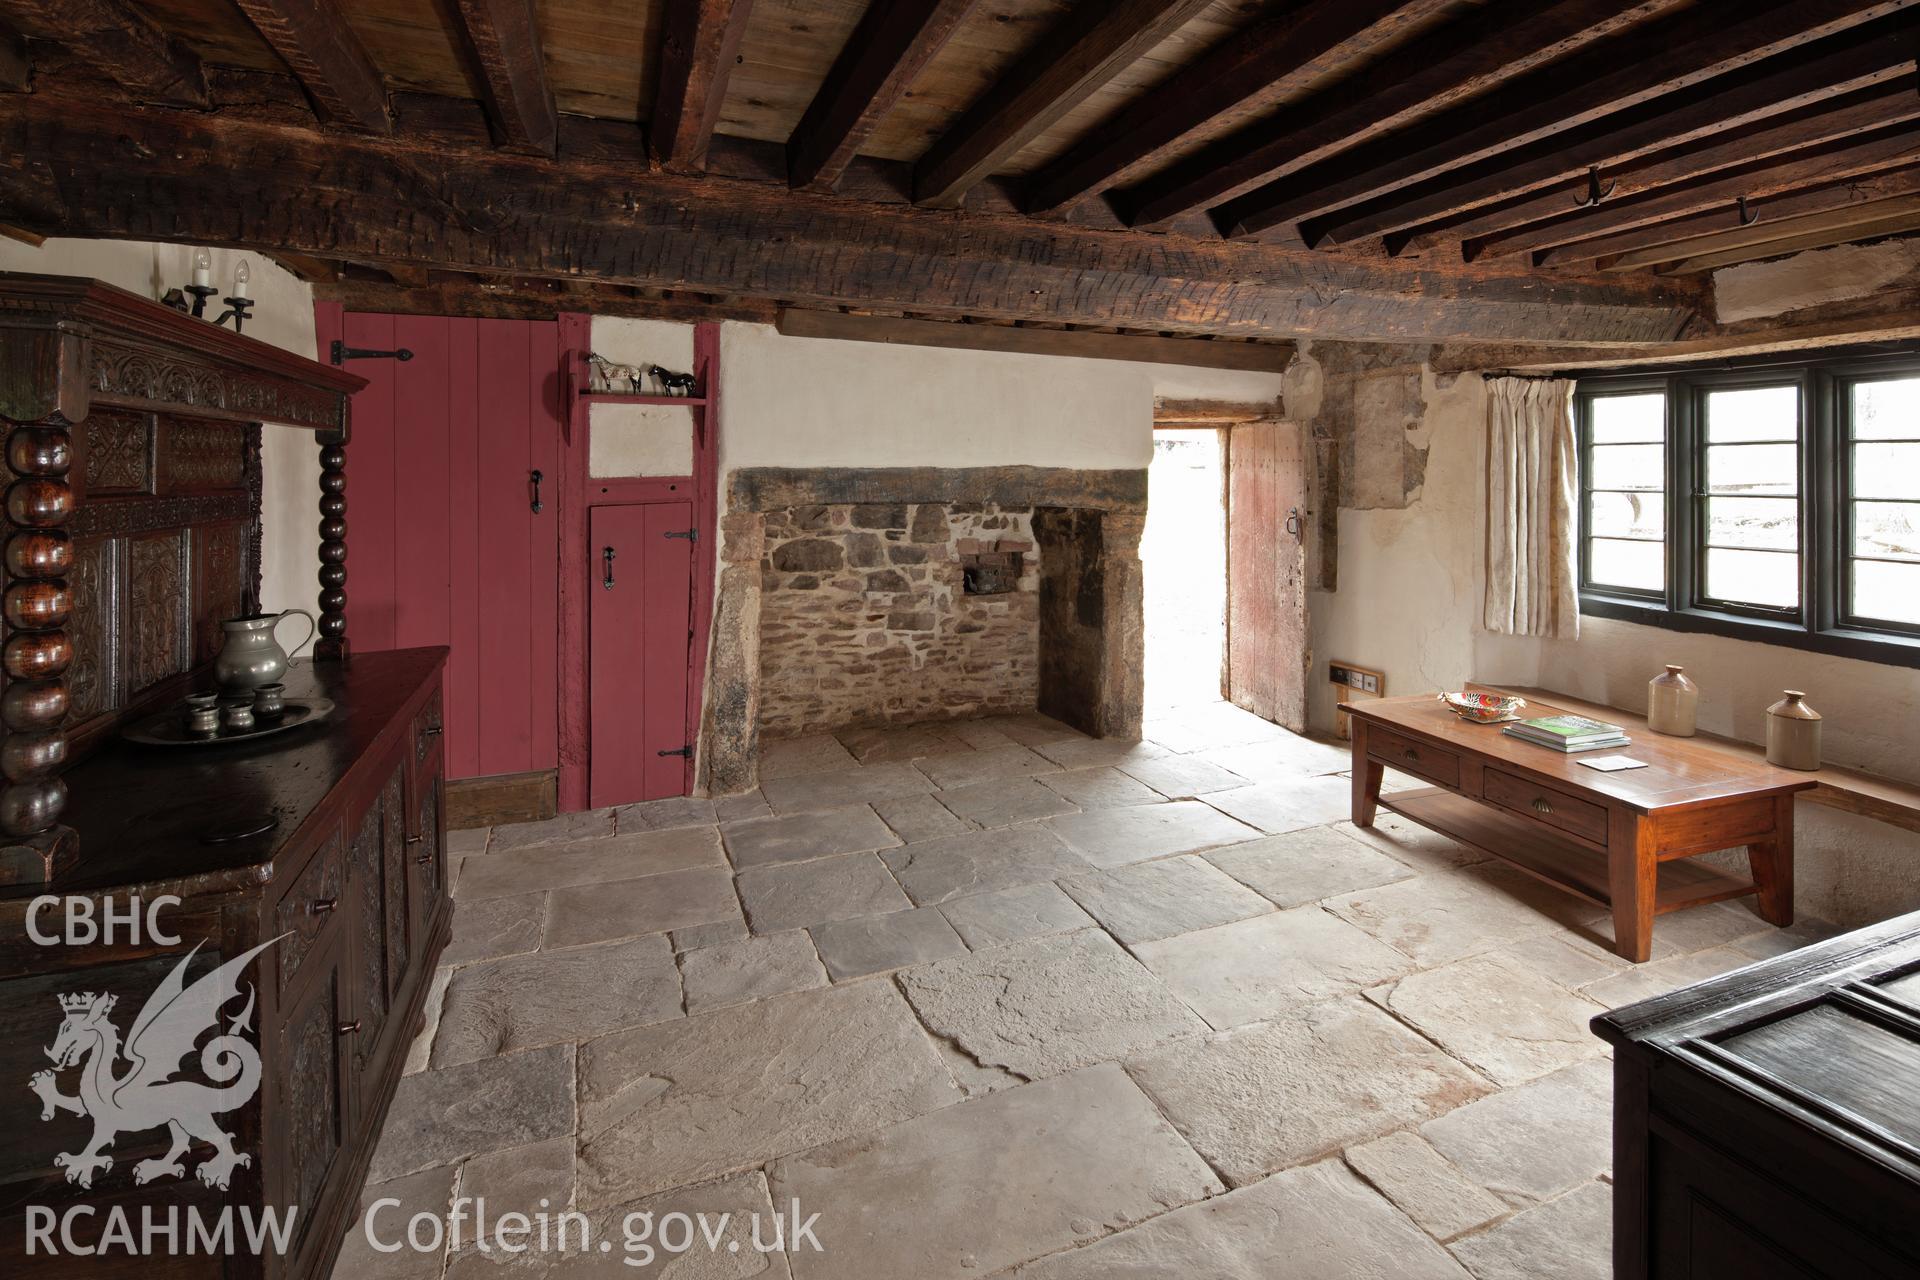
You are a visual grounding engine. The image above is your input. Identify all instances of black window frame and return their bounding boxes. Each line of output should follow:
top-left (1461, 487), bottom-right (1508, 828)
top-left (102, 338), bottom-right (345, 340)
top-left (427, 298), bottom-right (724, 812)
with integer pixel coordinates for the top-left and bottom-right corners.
top-left (1575, 348), bottom-right (1920, 669)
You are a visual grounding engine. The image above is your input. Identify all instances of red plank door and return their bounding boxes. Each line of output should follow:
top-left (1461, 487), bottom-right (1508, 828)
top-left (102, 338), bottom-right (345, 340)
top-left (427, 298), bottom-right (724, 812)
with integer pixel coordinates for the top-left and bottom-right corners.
top-left (1226, 420), bottom-right (1309, 732)
top-left (588, 502), bottom-right (696, 807)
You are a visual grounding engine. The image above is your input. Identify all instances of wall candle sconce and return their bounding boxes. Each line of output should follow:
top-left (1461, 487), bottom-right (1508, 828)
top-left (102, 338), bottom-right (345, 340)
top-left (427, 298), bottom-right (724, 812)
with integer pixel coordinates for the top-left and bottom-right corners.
top-left (164, 251), bottom-right (256, 333)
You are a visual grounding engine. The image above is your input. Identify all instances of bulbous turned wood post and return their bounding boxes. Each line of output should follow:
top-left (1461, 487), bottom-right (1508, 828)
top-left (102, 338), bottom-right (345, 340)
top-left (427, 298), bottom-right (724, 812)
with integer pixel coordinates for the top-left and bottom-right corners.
top-left (1, 419), bottom-right (76, 839)
top-left (315, 431), bottom-right (349, 660)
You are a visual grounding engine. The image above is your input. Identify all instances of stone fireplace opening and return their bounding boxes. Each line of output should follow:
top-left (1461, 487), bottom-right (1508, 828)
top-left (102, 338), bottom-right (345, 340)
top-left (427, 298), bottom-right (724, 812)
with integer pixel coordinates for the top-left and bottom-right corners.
top-left (699, 468), bottom-right (1147, 794)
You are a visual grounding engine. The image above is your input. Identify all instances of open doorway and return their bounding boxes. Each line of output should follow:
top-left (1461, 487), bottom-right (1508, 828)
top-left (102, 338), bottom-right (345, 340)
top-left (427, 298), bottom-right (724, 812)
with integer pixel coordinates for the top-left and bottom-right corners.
top-left (1143, 428), bottom-right (1227, 711)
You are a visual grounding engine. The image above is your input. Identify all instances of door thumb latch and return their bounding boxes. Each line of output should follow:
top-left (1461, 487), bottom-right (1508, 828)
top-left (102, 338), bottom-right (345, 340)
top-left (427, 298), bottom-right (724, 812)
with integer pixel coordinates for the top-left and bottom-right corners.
top-left (602, 545), bottom-right (616, 590)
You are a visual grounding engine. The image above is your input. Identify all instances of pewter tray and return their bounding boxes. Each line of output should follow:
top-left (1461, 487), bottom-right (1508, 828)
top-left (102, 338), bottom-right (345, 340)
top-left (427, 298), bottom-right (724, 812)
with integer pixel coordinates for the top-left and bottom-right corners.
top-left (121, 698), bottom-right (335, 747)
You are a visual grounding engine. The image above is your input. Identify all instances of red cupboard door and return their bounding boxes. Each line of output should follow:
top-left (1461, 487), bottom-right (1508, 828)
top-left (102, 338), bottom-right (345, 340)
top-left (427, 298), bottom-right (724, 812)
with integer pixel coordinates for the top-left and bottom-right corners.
top-left (589, 503), bottom-right (695, 807)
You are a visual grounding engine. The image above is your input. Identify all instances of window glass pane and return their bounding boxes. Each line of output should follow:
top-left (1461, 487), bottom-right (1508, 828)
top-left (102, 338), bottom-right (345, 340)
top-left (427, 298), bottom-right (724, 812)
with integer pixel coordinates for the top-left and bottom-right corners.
top-left (1854, 501), bottom-right (1920, 562)
top-left (1854, 559), bottom-right (1920, 626)
top-left (1590, 392), bottom-right (1665, 444)
top-left (1853, 377), bottom-right (1920, 441)
top-left (1590, 538), bottom-right (1664, 591)
top-left (1589, 444), bottom-right (1665, 490)
top-left (1706, 496), bottom-right (1797, 551)
top-left (1705, 548), bottom-right (1798, 609)
top-left (1706, 443), bottom-right (1797, 496)
top-left (1589, 491), bottom-right (1663, 540)
top-left (1853, 443), bottom-right (1920, 501)
top-left (1705, 385), bottom-right (1798, 442)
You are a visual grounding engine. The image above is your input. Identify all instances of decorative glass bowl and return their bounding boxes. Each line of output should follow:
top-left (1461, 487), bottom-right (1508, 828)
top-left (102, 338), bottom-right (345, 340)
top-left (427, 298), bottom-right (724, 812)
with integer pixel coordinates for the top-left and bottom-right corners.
top-left (1438, 691), bottom-right (1527, 724)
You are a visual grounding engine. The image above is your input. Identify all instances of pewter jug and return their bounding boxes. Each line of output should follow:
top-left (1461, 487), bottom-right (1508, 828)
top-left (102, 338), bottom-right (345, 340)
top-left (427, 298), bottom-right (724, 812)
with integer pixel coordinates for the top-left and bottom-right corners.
top-left (214, 610), bottom-right (316, 692)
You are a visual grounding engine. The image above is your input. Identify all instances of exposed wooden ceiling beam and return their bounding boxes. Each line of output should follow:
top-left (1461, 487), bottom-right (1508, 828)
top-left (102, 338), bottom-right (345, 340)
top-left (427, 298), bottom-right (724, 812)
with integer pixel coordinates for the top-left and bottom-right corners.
top-left (1115, 0), bottom-right (1677, 229)
top-left (0, 94), bottom-right (1708, 346)
top-left (1021, 0), bottom-right (1448, 214)
top-left (0, 18), bottom-right (27, 92)
top-left (230, 0), bottom-right (390, 131)
top-left (1346, 17), bottom-right (1920, 252)
top-left (448, 0), bottom-right (557, 155)
top-left (1391, 71), bottom-right (1920, 258)
top-left (1606, 187), bottom-right (1920, 271)
top-left (0, 223), bottom-right (45, 246)
top-left (912, 0), bottom-right (1214, 209)
top-left (1656, 209), bottom-right (1920, 273)
top-left (787, 0), bottom-right (976, 192)
top-left (1552, 165), bottom-right (1920, 267)
top-left (317, 274), bottom-right (780, 324)
top-left (267, 251), bottom-right (341, 281)
top-left (0, 0), bottom-right (206, 105)
top-left (650, 0), bottom-right (757, 172)
top-left (1214, 0), bottom-right (1909, 240)
top-left (778, 307), bottom-right (1294, 371)
top-left (1474, 120), bottom-right (1920, 262)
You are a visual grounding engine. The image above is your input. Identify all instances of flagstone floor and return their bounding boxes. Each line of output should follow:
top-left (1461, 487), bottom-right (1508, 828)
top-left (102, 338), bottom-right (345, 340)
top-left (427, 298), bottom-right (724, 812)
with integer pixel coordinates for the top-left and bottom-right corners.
top-left (336, 700), bottom-right (1840, 1280)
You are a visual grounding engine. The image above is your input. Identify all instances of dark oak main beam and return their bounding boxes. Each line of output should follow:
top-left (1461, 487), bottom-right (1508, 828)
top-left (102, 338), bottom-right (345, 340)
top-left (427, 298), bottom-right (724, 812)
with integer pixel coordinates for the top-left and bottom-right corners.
top-left (0, 18), bottom-right (26, 92)
top-left (0, 94), bottom-right (1706, 346)
top-left (230, 0), bottom-right (389, 131)
top-left (1476, 120), bottom-right (1920, 262)
top-left (1389, 75), bottom-right (1920, 258)
top-left (787, 0), bottom-right (976, 192)
top-left (1115, 0), bottom-right (1671, 229)
top-left (1354, 17), bottom-right (1920, 253)
top-left (0, 0), bottom-right (206, 105)
top-left (449, 0), bottom-right (557, 155)
top-left (1021, 0), bottom-right (1448, 214)
top-left (912, 0), bottom-right (1214, 209)
top-left (650, 0), bottom-right (756, 172)
top-left (1215, 0), bottom-right (1908, 240)
top-left (776, 308), bottom-right (1295, 372)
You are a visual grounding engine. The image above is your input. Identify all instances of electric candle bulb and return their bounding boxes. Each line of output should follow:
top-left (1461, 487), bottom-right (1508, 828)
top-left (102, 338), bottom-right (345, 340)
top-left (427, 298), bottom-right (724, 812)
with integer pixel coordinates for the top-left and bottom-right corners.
top-left (192, 248), bottom-right (212, 288)
top-left (233, 259), bottom-right (251, 300)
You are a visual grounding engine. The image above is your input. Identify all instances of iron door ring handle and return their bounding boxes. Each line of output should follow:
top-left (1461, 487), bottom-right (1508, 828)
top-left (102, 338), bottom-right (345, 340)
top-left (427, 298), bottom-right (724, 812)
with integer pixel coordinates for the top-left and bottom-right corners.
top-left (1285, 507), bottom-right (1302, 538)
top-left (529, 470), bottom-right (544, 514)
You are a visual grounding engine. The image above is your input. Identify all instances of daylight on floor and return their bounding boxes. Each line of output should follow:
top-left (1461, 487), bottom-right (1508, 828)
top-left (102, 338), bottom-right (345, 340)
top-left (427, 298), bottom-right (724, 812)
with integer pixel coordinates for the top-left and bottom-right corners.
top-left (7, 1), bottom-right (1920, 1277)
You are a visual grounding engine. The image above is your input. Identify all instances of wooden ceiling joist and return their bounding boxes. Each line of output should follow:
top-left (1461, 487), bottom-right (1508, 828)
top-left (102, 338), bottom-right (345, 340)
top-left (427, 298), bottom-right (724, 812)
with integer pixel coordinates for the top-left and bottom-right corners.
top-left (1655, 207), bottom-right (1920, 274)
top-left (1389, 74), bottom-right (1920, 259)
top-left (448, 0), bottom-right (557, 155)
top-left (777, 308), bottom-right (1295, 372)
top-left (1475, 119), bottom-right (1920, 262)
top-left (229, 0), bottom-right (389, 131)
top-left (1214, 0), bottom-right (1910, 241)
top-left (0, 0), bottom-right (206, 105)
top-left (786, 0), bottom-right (976, 192)
top-left (1347, 15), bottom-right (1920, 254)
top-left (1115, 0), bottom-right (1668, 229)
top-left (911, 0), bottom-right (1214, 209)
top-left (1553, 165), bottom-right (1920, 267)
top-left (0, 94), bottom-right (1708, 346)
top-left (1602, 184), bottom-right (1920, 271)
top-left (650, 0), bottom-right (756, 172)
top-left (1020, 0), bottom-right (1449, 214)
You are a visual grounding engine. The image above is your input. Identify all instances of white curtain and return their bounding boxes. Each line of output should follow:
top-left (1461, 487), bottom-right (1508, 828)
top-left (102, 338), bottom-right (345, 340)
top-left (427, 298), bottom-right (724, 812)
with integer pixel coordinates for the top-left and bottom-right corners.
top-left (1483, 376), bottom-right (1579, 638)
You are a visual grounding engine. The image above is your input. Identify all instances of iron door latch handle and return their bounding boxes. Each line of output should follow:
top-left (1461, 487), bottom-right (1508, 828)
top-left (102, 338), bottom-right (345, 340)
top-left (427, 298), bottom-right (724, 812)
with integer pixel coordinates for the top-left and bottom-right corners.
top-left (1285, 507), bottom-right (1302, 539)
top-left (603, 545), bottom-right (616, 590)
top-left (529, 470), bottom-right (544, 514)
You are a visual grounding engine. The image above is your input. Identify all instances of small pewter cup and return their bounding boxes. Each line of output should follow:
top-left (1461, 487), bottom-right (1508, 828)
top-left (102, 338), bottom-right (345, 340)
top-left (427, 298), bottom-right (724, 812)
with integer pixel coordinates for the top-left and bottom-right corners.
top-left (253, 682), bottom-right (287, 717)
top-left (223, 702), bottom-right (256, 733)
top-left (183, 693), bottom-right (221, 736)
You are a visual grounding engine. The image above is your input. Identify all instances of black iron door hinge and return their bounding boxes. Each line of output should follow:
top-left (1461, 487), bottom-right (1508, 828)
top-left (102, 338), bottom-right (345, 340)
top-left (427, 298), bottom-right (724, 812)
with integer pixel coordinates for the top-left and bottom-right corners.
top-left (330, 340), bottom-right (415, 365)
top-left (663, 528), bottom-right (698, 543)
top-left (657, 745), bottom-right (693, 758)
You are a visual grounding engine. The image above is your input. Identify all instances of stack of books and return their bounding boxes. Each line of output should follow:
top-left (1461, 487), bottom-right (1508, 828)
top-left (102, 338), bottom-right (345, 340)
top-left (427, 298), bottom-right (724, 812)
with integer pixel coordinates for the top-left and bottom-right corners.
top-left (1501, 714), bottom-right (1630, 753)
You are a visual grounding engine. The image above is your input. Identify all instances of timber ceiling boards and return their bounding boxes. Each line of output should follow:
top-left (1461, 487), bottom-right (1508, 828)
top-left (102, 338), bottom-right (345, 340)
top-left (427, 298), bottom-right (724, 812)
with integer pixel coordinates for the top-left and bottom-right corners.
top-left (4, 0), bottom-right (1919, 346)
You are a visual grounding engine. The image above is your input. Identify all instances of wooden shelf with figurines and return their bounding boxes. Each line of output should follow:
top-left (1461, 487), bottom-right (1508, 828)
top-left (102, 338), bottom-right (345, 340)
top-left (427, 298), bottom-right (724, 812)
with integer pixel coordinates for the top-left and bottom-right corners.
top-left (580, 352), bottom-right (704, 404)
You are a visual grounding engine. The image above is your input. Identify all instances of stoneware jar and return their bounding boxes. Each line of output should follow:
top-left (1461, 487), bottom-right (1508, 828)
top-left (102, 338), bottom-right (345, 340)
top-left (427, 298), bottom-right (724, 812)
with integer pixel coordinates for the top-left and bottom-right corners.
top-left (214, 609), bottom-right (315, 692)
top-left (1647, 664), bottom-right (1699, 737)
top-left (1765, 690), bottom-right (1823, 771)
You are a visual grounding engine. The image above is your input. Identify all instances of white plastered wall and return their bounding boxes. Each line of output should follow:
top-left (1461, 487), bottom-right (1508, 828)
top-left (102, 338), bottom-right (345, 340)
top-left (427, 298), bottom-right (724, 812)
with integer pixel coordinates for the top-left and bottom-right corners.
top-left (0, 238), bottom-right (322, 652)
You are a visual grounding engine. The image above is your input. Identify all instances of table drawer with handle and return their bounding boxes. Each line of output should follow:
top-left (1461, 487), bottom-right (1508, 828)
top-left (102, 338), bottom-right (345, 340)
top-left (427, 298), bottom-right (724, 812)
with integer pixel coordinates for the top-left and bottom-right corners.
top-left (1367, 727), bottom-right (1461, 789)
top-left (1482, 768), bottom-right (1609, 845)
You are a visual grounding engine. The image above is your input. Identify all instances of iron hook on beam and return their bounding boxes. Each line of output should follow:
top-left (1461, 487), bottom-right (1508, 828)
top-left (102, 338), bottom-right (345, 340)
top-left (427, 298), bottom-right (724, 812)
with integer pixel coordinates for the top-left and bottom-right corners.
top-left (1573, 166), bottom-right (1615, 208)
top-left (1738, 195), bottom-right (1760, 227)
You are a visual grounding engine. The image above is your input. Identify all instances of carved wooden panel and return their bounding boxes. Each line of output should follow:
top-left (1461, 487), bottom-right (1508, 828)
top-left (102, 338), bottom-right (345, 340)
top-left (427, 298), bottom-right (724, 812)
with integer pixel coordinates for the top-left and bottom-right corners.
top-left (350, 795), bottom-right (389, 1055)
top-left (160, 417), bottom-right (247, 493)
top-left (281, 945), bottom-right (345, 1253)
top-left (274, 831), bottom-right (345, 996)
top-left (126, 531), bottom-right (187, 695)
top-left (89, 339), bottom-right (345, 431)
top-left (381, 769), bottom-right (411, 1003)
top-left (79, 409), bottom-right (153, 496)
top-left (66, 538), bottom-right (116, 724)
top-left (192, 522), bottom-right (248, 667)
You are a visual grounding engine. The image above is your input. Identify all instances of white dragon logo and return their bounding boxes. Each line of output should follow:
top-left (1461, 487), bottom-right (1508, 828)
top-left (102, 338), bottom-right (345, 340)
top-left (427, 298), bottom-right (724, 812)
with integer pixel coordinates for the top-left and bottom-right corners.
top-left (28, 936), bottom-right (283, 1191)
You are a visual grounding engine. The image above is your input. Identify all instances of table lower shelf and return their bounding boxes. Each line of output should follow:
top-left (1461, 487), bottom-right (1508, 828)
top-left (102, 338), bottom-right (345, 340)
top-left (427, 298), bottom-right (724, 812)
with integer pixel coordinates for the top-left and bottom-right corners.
top-left (1383, 788), bottom-right (1759, 915)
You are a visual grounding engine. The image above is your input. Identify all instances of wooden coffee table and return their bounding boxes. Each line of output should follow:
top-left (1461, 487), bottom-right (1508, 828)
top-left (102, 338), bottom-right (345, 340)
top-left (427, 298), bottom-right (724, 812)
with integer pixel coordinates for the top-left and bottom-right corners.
top-left (1345, 693), bottom-right (1818, 962)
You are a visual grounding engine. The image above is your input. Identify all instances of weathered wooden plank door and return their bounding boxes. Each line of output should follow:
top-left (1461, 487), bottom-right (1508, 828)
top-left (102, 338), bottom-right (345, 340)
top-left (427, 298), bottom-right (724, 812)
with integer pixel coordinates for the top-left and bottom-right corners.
top-left (327, 309), bottom-right (561, 782)
top-left (1226, 420), bottom-right (1309, 732)
top-left (588, 502), bottom-right (696, 807)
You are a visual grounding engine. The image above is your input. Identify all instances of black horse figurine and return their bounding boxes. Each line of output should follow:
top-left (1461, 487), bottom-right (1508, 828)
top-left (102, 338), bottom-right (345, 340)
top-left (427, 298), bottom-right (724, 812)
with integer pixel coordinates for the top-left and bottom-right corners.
top-left (651, 366), bottom-right (698, 397)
